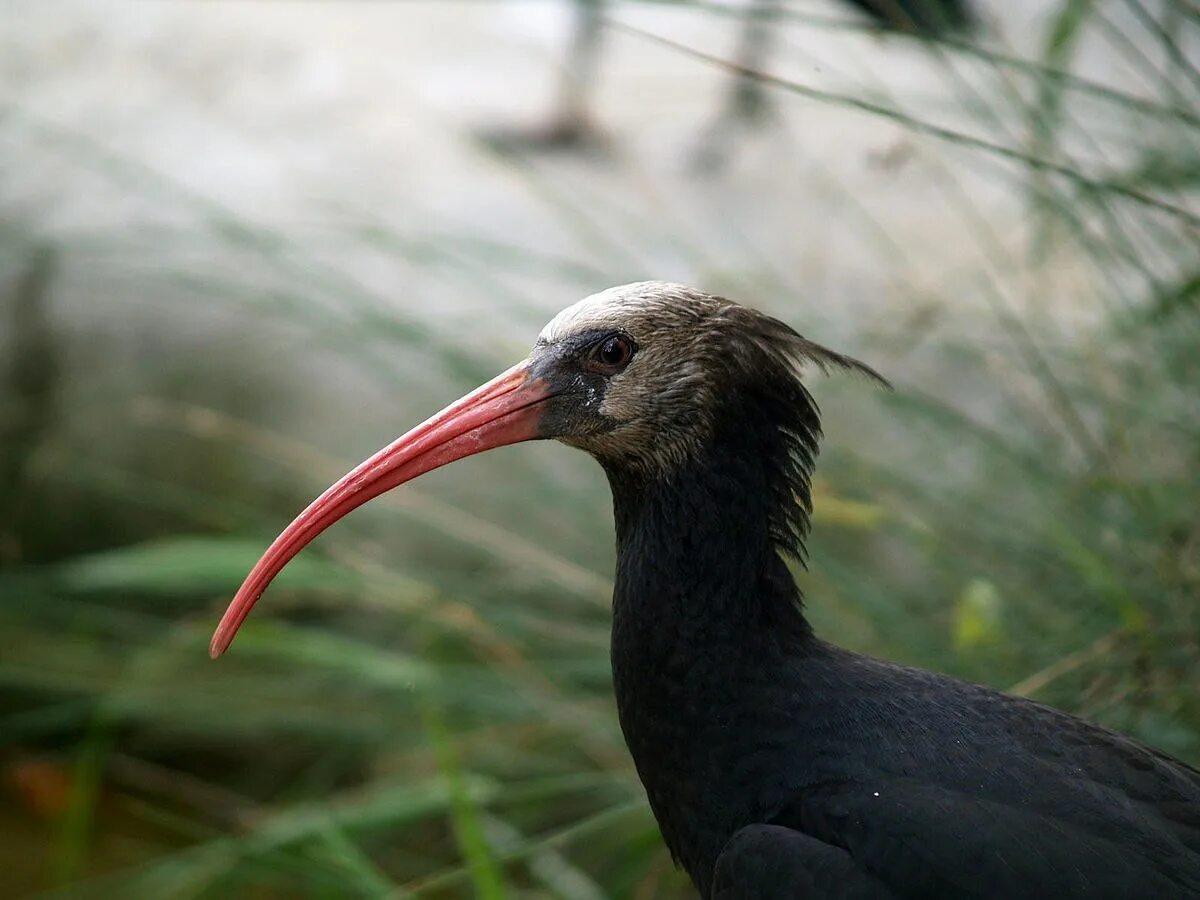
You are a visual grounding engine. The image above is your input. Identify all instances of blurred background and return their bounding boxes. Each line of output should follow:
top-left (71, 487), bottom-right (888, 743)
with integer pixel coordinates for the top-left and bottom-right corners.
top-left (1, 0), bottom-right (1198, 896)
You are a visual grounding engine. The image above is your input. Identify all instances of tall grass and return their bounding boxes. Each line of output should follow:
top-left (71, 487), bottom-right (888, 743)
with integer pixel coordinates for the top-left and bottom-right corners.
top-left (1, 2), bottom-right (1197, 897)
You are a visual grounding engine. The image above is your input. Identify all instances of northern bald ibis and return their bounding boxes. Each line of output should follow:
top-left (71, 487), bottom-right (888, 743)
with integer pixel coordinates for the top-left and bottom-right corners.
top-left (212, 283), bottom-right (1200, 898)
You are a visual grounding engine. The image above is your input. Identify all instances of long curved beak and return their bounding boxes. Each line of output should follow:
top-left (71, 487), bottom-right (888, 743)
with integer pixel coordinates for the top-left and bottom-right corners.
top-left (209, 359), bottom-right (551, 658)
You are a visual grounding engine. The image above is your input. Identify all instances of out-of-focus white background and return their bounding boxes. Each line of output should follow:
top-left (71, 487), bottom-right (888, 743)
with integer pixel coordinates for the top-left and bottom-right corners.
top-left (1, 2), bottom-right (1197, 897)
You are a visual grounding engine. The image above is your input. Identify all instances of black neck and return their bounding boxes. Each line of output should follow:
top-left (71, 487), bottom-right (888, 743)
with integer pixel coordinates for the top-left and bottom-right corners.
top-left (606, 443), bottom-right (812, 648)
top-left (604, 391), bottom-right (819, 647)
top-left (601, 400), bottom-right (820, 883)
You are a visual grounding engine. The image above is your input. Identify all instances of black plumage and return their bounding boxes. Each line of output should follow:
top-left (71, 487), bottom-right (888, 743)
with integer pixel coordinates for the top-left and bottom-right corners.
top-left (215, 283), bottom-right (1200, 898)
top-left (593, 290), bottom-right (1200, 897)
top-left (614, 492), bottom-right (1200, 898)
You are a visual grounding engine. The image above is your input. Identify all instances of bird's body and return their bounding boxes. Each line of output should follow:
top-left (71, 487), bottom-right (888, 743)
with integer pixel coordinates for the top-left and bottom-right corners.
top-left (619, 604), bottom-right (1200, 897)
top-left (604, 356), bottom-right (1200, 897)
top-left (213, 282), bottom-right (1200, 898)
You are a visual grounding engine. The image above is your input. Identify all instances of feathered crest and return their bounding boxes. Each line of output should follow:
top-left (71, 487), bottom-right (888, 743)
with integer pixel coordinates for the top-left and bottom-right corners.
top-left (716, 303), bottom-right (891, 390)
top-left (707, 302), bottom-right (890, 563)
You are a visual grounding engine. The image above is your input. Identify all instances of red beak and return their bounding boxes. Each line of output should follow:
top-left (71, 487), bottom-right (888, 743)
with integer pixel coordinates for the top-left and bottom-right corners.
top-left (209, 360), bottom-right (551, 658)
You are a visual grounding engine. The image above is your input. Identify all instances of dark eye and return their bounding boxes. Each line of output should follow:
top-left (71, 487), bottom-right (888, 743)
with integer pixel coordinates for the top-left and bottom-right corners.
top-left (587, 334), bottom-right (636, 375)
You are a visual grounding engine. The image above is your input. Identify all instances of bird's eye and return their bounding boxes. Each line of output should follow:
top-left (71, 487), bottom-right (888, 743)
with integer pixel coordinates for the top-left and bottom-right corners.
top-left (587, 334), bottom-right (636, 375)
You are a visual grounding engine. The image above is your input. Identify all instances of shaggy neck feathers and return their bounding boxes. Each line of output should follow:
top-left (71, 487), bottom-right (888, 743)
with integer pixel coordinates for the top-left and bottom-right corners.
top-left (604, 381), bottom-right (819, 640)
top-left (601, 387), bottom-right (824, 881)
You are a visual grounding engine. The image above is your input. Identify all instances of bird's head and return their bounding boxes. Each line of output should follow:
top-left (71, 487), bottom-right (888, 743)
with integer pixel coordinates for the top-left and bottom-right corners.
top-left (210, 281), bottom-right (883, 657)
top-left (528, 281), bottom-right (881, 474)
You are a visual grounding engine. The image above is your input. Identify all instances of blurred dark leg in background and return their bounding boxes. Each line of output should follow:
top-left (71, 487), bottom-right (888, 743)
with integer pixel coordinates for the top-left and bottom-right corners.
top-left (690, 0), bottom-right (975, 172)
top-left (483, 0), bottom-right (973, 163)
top-left (481, 0), bottom-right (608, 153)
top-left (691, 0), bottom-right (782, 173)
top-left (550, 0), bottom-right (605, 146)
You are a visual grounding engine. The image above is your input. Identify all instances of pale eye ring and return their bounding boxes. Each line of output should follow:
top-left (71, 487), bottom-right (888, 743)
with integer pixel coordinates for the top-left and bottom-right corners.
top-left (587, 333), bottom-right (636, 374)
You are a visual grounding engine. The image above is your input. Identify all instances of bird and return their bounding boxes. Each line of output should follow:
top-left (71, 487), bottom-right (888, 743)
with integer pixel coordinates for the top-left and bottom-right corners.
top-left (493, 0), bottom-right (976, 159)
top-left (211, 282), bottom-right (1200, 898)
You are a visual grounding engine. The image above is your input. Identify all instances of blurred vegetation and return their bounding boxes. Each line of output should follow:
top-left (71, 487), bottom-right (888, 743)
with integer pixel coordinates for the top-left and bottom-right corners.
top-left (1, 1), bottom-right (1198, 897)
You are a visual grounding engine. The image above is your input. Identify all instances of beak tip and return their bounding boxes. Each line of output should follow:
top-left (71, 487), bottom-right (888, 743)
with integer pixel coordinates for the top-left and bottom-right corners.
top-left (208, 633), bottom-right (228, 659)
top-left (208, 359), bottom-right (545, 660)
